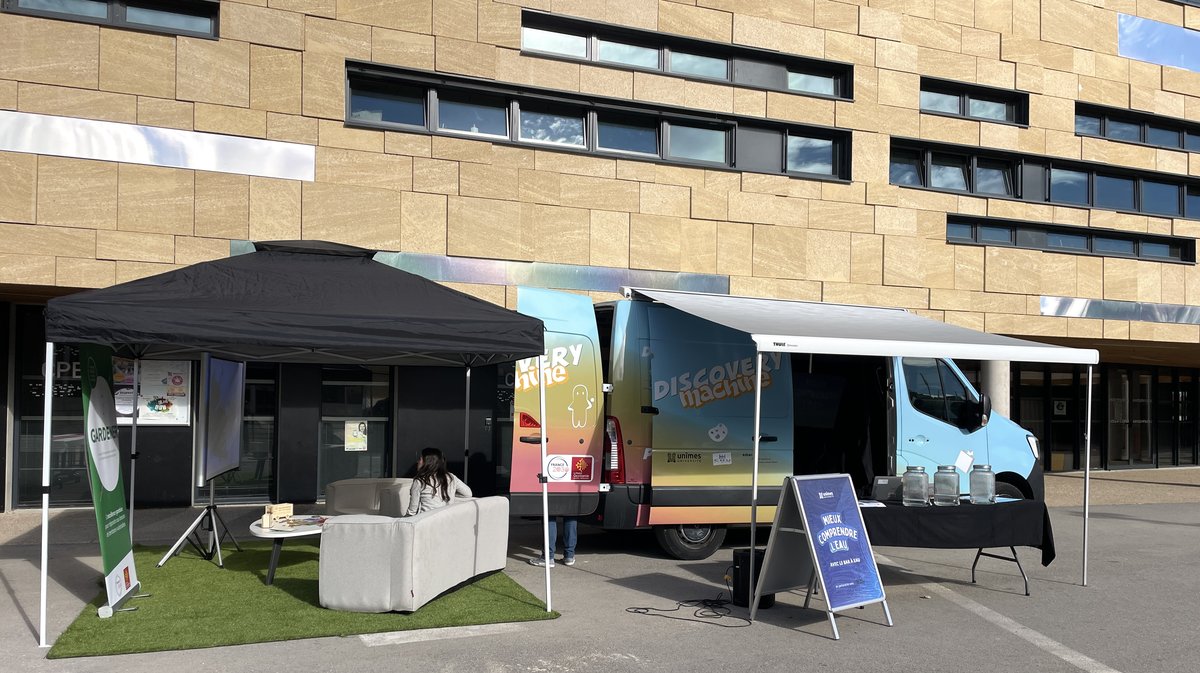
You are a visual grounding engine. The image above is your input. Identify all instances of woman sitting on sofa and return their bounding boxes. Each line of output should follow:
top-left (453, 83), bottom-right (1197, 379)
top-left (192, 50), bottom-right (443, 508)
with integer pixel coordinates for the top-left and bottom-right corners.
top-left (405, 447), bottom-right (472, 516)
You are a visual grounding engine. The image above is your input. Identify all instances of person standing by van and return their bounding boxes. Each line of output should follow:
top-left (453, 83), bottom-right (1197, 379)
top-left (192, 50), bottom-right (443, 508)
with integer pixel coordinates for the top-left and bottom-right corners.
top-left (405, 447), bottom-right (472, 516)
top-left (529, 516), bottom-right (577, 567)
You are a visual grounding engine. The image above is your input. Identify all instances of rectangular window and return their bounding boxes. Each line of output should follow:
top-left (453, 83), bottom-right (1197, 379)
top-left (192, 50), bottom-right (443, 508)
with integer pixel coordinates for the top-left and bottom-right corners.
top-left (1140, 241), bottom-right (1176, 259)
top-left (1106, 119), bottom-right (1141, 142)
top-left (1147, 125), bottom-right (1181, 147)
top-left (667, 124), bottom-right (727, 164)
top-left (890, 149), bottom-right (924, 186)
top-left (919, 77), bottom-right (1026, 124)
top-left (929, 154), bottom-right (968, 191)
top-left (1047, 232), bottom-right (1088, 251)
top-left (522, 26), bottom-right (587, 58)
top-left (670, 52), bottom-right (727, 79)
top-left (786, 135), bottom-right (834, 175)
top-left (349, 84), bottom-right (425, 126)
top-left (437, 96), bottom-right (508, 137)
top-left (597, 40), bottom-right (659, 69)
top-left (1095, 237), bottom-right (1136, 255)
top-left (788, 71), bottom-right (837, 96)
top-left (597, 117), bottom-right (658, 156)
top-left (968, 97), bottom-right (1009, 121)
top-left (975, 160), bottom-right (1012, 196)
top-left (920, 90), bottom-right (960, 115)
top-left (947, 222), bottom-right (973, 240)
top-left (1077, 103), bottom-right (1200, 153)
top-left (1142, 180), bottom-right (1182, 216)
top-left (518, 107), bottom-right (585, 146)
top-left (1189, 187), bottom-right (1200, 219)
top-left (1075, 114), bottom-right (1101, 135)
top-left (1188, 133), bottom-right (1200, 152)
top-left (979, 225), bottom-right (1012, 244)
top-left (1050, 168), bottom-right (1089, 205)
top-left (948, 216), bottom-right (1192, 263)
top-left (6, 0), bottom-right (218, 37)
top-left (1118, 14), bottom-right (1200, 75)
top-left (1094, 174), bottom-right (1136, 211)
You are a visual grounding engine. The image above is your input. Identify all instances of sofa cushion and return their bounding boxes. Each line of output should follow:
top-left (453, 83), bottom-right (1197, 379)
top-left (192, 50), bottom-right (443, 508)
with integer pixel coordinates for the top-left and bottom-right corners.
top-left (324, 478), bottom-right (411, 516)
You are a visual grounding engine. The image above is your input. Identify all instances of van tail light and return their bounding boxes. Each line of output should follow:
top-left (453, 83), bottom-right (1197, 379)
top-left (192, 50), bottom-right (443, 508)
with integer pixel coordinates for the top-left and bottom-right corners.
top-left (518, 412), bottom-right (541, 429)
top-left (604, 416), bottom-right (625, 484)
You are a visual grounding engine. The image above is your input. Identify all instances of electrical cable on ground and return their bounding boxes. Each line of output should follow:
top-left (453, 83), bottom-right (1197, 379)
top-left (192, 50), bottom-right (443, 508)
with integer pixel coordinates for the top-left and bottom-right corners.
top-left (623, 566), bottom-right (752, 628)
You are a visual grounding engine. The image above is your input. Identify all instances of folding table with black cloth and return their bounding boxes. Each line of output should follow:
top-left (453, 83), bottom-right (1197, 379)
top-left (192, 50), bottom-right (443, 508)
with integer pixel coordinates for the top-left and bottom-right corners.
top-left (860, 500), bottom-right (1055, 595)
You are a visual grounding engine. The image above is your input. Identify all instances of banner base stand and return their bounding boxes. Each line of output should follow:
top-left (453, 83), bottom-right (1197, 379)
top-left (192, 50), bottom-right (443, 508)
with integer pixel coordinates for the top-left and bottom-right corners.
top-left (98, 589), bottom-right (149, 618)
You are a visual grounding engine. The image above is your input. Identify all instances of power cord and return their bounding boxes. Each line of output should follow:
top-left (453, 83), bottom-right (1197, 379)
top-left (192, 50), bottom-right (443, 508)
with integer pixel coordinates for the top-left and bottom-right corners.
top-left (623, 565), bottom-right (751, 628)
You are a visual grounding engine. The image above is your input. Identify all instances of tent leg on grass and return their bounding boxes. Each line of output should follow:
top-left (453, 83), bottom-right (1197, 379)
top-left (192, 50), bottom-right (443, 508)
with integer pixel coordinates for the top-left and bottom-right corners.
top-left (538, 354), bottom-right (551, 613)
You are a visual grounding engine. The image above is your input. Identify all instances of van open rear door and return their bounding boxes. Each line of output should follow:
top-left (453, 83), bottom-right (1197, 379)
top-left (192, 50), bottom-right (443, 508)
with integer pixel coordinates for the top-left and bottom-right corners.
top-left (509, 287), bottom-right (603, 517)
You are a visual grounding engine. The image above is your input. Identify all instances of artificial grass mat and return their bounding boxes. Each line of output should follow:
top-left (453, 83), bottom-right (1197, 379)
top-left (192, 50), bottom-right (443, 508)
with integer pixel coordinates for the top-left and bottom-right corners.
top-left (49, 541), bottom-right (557, 658)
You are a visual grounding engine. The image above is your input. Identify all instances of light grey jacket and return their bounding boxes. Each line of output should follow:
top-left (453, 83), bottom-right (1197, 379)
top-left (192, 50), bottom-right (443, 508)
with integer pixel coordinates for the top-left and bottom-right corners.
top-left (406, 474), bottom-right (472, 516)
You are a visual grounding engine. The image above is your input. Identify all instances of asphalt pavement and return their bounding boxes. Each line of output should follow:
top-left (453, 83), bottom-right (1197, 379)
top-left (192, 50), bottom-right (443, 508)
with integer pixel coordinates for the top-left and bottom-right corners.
top-left (1, 467), bottom-right (1198, 673)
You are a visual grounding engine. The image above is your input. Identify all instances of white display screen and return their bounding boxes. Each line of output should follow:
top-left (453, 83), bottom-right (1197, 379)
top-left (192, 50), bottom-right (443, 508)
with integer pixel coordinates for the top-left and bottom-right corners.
top-left (198, 356), bottom-right (246, 485)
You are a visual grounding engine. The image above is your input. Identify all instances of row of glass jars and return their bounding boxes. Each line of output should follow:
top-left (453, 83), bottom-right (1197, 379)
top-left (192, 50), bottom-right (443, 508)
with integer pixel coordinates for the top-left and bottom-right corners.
top-left (902, 464), bottom-right (995, 506)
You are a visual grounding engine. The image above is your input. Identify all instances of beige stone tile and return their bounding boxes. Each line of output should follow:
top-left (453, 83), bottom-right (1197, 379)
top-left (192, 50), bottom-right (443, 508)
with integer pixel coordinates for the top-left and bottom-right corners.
top-left (1163, 67), bottom-right (1200, 99)
top-left (656, 165), bottom-right (708, 190)
top-left (250, 46), bottom-right (302, 115)
top-left (822, 181), bottom-right (866, 205)
top-left (1089, 209), bottom-right (1149, 234)
top-left (814, 0), bottom-right (859, 34)
top-left (195, 172), bottom-right (250, 239)
top-left (659, 1), bottom-right (732, 42)
top-left (679, 218), bottom-right (717, 273)
top-left (952, 245), bottom-right (984, 290)
top-left (873, 206), bottom-right (918, 236)
top-left (1162, 263), bottom-right (1186, 305)
top-left (305, 15), bottom-right (372, 57)
top-left (751, 224), bottom-right (806, 279)
top-left (640, 183), bottom-right (691, 217)
top-left (0, 80), bottom-right (15, 110)
top-left (727, 191), bottom-right (808, 226)
top-left (1130, 86), bottom-right (1186, 119)
top-left (445, 282), bottom-right (507, 306)
top-left (96, 230), bottom-right (174, 263)
top-left (579, 66), bottom-right (634, 99)
top-left (372, 27), bottom-right (435, 69)
top-left (431, 136), bottom-right (494, 164)
top-left (319, 120), bottom-right (385, 152)
top-left (114, 261), bottom-right (180, 284)
top-left (138, 98), bottom-right (194, 131)
top-left (859, 6), bottom-right (902, 41)
top-left (37, 157), bottom-right (118, 230)
top-left (604, 0), bottom-right (657, 30)
top-left (0, 221), bottom-right (93, 257)
top-left (175, 236), bottom-right (230, 266)
top-left (616, 161), bottom-right (657, 184)
top-left (1077, 256), bottom-right (1103, 299)
top-left (302, 182), bottom-right (402, 249)
top-left (824, 282), bottom-right (929, 309)
top-left (825, 31), bottom-right (876, 67)
top-left (733, 89), bottom-right (767, 118)
top-left (458, 162), bottom-right (520, 201)
top-left (118, 165), bottom-right (194, 235)
top-left (385, 132), bottom-right (431, 158)
top-left (413, 158), bottom-right (459, 195)
top-left (1077, 76), bottom-right (1130, 109)
top-left (447, 196), bottom-right (526, 260)
top-left (18, 83), bottom-right (136, 124)
top-left (691, 186), bottom-right (729, 221)
top-left (731, 14), bottom-right (824, 58)
top-left (0, 13), bottom-right (98, 88)
top-left (984, 246), bottom-right (1042, 294)
top-left (495, 49), bottom-right (580, 91)
top-left (221, 2), bottom-right (304, 49)
top-left (809, 201), bottom-right (874, 233)
top-left (765, 92), bottom-right (836, 126)
top-left (1043, 129), bottom-right (1081, 159)
top-left (715, 221), bottom-right (752, 276)
top-left (400, 191), bottom-right (447, 254)
top-left (0, 152), bottom-right (37, 225)
top-left (902, 15), bottom-right (960, 52)
top-left (1131, 322), bottom-right (1200, 343)
top-left (728, 276), bottom-right (822, 300)
top-left (560, 176), bottom-right (639, 212)
top-left (633, 72), bottom-right (733, 113)
top-left (302, 52), bottom-right (347, 120)
top-left (271, 0), bottom-right (337, 17)
top-left (590, 210), bottom-right (630, 268)
top-left (99, 28), bottom-right (175, 98)
top-left (56, 257), bottom-right (115, 289)
top-left (0, 253), bottom-right (55, 285)
top-left (478, 1), bottom-right (522, 49)
top-left (698, 0), bottom-right (813, 25)
top-left (853, 131), bottom-right (890, 186)
top-left (249, 177), bottom-right (302, 240)
top-left (1000, 36), bottom-right (1073, 72)
top-left (846, 231), bottom-right (881, 285)
top-left (628, 214), bottom-right (680, 271)
top-left (1052, 205), bottom-right (1089, 227)
top-left (1065, 317), bottom-right (1103, 339)
top-left (177, 37), bottom-right (250, 107)
top-left (1039, 252), bottom-right (1078, 297)
top-left (524, 203), bottom-right (591, 265)
top-left (194, 103), bottom-right (267, 138)
top-left (433, 0), bottom-right (477, 40)
top-left (316, 147), bottom-right (413, 191)
top-left (267, 113), bottom-right (319, 144)
top-left (919, 115), bottom-right (980, 146)
top-left (435, 37), bottom-right (496, 79)
top-left (516, 169), bottom-right (561, 206)
top-left (803, 229), bottom-right (850, 282)
top-left (1102, 257), bottom-right (1139, 301)
top-left (337, 0), bottom-right (431, 32)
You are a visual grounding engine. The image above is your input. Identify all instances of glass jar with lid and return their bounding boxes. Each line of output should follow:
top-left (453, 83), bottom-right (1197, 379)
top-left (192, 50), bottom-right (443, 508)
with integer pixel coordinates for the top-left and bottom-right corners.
top-left (969, 464), bottom-right (996, 504)
top-left (901, 465), bottom-right (929, 507)
top-left (933, 465), bottom-right (960, 506)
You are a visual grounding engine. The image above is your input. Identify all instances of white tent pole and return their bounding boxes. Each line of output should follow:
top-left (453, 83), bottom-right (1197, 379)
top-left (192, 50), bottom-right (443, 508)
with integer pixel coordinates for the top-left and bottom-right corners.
top-left (129, 358), bottom-right (140, 541)
top-left (1083, 364), bottom-right (1093, 587)
top-left (538, 354), bottom-right (551, 612)
top-left (748, 351), bottom-right (764, 609)
top-left (462, 366), bottom-right (471, 483)
top-left (38, 342), bottom-right (54, 648)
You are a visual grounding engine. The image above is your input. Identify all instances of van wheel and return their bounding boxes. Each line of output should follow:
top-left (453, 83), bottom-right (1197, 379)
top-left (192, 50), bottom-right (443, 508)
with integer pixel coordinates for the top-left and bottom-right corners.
top-left (654, 525), bottom-right (727, 560)
top-left (996, 481), bottom-right (1025, 499)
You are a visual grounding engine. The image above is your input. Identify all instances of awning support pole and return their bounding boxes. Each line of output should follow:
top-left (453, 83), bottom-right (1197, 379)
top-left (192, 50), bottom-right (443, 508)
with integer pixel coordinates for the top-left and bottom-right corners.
top-left (538, 354), bottom-right (552, 612)
top-left (38, 342), bottom-right (54, 648)
top-left (748, 351), bottom-right (764, 615)
top-left (129, 358), bottom-right (140, 541)
top-left (462, 366), bottom-right (471, 483)
top-left (1083, 364), bottom-right (1093, 587)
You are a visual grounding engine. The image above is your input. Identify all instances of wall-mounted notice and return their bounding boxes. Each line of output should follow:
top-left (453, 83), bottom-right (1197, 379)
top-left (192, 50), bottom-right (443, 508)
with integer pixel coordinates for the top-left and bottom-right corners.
top-left (345, 421), bottom-right (368, 452)
top-left (113, 358), bottom-right (191, 426)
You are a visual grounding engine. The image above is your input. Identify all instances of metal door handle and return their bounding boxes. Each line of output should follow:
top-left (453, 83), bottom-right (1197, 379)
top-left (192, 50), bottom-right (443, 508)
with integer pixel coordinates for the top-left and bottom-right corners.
top-left (907, 435), bottom-right (929, 445)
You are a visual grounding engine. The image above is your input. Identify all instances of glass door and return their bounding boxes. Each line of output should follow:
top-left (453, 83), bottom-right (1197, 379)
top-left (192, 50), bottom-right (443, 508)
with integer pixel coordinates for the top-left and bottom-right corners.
top-left (1048, 366), bottom-right (1079, 471)
top-left (317, 365), bottom-right (391, 495)
top-left (1155, 371), bottom-right (1177, 468)
top-left (1107, 367), bottom-right (1154, 467)
top-left (1180, 372), bottom-right (1197, 466)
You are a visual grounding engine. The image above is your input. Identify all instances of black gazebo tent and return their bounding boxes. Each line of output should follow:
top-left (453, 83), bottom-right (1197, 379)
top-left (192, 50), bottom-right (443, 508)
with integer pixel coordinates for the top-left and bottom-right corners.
top-left (36, 241), bottom-right (548, 646)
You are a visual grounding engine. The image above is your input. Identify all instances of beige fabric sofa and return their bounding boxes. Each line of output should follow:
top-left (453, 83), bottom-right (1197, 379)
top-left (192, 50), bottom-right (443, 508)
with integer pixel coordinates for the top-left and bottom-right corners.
top-left (323, 478), bottom-right (413, 517)
top-left (318, 496), bottom-right (510, 612)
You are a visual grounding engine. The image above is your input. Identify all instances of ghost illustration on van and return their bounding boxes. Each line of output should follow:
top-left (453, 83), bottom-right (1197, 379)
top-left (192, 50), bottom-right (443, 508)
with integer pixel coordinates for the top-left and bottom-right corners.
top-left (569, 385), bottom-right (594, 429)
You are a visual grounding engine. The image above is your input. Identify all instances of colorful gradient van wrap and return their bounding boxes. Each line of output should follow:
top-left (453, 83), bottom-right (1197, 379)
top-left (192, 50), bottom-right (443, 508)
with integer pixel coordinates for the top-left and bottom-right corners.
top-left (510, 288), bottom-right (603, 498)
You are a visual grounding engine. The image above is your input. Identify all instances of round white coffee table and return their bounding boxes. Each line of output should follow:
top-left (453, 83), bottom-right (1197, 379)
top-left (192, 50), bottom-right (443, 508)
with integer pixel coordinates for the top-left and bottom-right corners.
top-left (248, 519), bottom-right (325, 585)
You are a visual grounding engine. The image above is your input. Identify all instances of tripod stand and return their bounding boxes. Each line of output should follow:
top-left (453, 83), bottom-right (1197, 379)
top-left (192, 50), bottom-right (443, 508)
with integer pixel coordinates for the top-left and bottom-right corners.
top-left (157, 479), bottom-right (242, 568)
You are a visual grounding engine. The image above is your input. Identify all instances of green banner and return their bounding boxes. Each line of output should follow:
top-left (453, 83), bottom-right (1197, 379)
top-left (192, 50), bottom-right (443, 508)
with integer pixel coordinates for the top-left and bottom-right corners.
top-left (80, 344), bottom-right (139, 609)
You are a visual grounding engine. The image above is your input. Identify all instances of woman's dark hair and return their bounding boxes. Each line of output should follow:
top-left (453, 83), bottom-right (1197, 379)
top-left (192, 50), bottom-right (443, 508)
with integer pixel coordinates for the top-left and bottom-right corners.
top-left (414, 447), bottom-right (451, 502)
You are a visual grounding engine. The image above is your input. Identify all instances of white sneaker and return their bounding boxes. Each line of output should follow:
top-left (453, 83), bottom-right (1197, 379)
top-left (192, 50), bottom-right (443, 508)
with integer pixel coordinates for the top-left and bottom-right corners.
top-left (562, 557), bottom-right (576, 566)
top-left (528, 556), bottom-right (554, 568)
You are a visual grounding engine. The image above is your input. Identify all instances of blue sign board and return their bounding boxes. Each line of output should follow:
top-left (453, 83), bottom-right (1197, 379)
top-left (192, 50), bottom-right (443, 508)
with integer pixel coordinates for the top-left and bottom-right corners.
top-left (794, 475), bottom-right (885, 611)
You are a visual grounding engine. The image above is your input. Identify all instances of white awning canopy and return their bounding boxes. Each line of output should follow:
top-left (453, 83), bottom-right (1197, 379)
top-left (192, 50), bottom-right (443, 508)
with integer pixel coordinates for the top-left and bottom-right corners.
top-left (625, 288), bottom-right (1099, 365)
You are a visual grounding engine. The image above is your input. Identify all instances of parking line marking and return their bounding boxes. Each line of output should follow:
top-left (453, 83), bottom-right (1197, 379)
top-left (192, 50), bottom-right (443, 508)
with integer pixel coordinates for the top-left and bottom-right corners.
top-left (359, 623), bottom-right (526, 647)
top-left (920, 581), bottom-right (1122, 673)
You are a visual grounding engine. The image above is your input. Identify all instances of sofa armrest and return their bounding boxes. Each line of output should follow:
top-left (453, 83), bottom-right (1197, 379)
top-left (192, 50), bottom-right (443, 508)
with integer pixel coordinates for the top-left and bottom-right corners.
top-left (378, 479), bottom-right (415, 517)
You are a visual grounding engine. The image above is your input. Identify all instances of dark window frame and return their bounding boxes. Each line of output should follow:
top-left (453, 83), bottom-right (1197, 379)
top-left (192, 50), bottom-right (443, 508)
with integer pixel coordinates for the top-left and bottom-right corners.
top-left (945, 214), bottom-right (1196, 264)
top-left (346, 63), bottom-right (852, 181)
top-left (0, 0), bottom-right (219, 39)
top-left (918, 77), bottom-right (1029, 126)
top-left (1075, 102), bottom-right (1200, 154)
top-left (891, 138), bottom-right (1200, 221)
top-left (520, 9), bottom-right (853, 101)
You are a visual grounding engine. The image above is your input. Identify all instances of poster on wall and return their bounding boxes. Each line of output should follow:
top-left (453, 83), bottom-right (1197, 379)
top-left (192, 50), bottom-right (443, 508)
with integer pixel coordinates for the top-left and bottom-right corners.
top-left (345, 421), bottom-right (368, 451)
top-left (80, 344), bottom-right (141, 613)
top-left (113, 358), bottom-right (191, 426)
